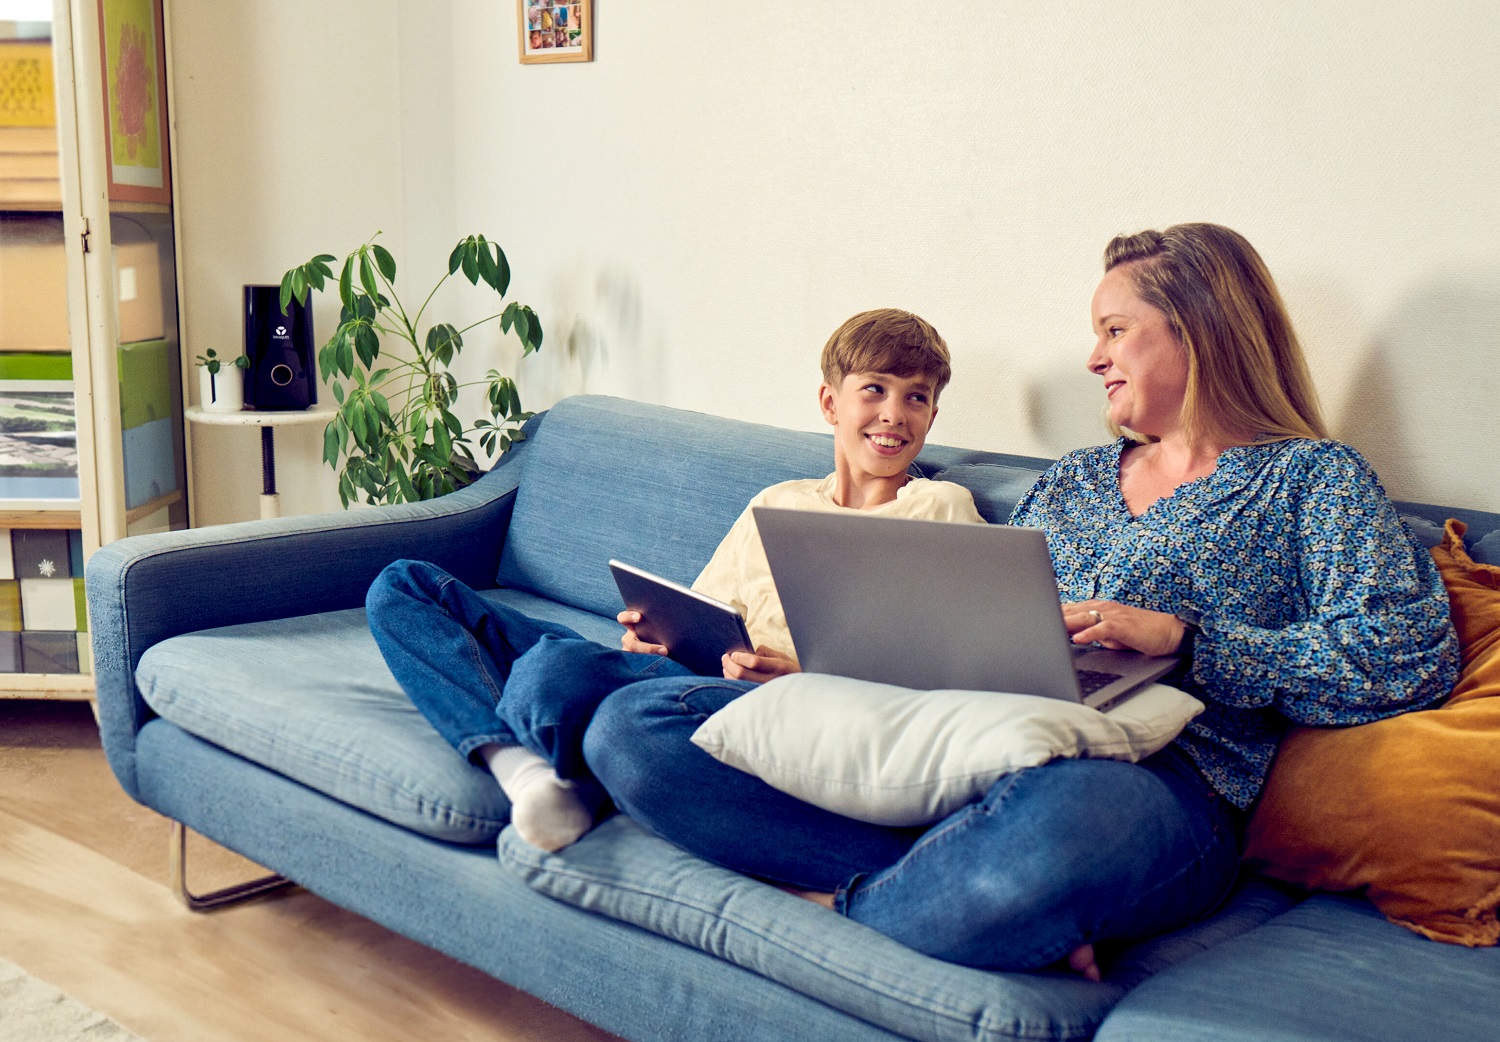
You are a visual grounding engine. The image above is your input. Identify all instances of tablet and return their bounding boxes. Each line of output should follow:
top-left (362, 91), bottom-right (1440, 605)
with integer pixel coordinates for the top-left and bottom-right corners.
top-left (609, 559), bottom-right (753, 677)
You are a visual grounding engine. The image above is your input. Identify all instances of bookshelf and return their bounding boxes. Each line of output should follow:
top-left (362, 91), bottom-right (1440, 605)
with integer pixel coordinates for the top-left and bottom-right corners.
top-left (0, 7), bottom-right (189, 700)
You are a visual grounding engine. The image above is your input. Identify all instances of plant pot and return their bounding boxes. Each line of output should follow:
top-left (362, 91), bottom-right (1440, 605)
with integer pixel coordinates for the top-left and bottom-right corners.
top-left (199, 364), bottom-right (244, 413)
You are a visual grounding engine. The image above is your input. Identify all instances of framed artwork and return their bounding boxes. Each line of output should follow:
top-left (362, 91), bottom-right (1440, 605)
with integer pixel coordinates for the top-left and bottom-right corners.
top-left (96, 0), bottom-right (171, 205)
top-left (518, 0), bottom-right (593, 64)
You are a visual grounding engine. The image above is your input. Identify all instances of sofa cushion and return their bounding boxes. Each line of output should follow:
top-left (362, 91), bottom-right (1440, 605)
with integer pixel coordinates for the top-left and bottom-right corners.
top-left (690, 675), bottom-right (1203, 826)
top-left (496, 396), bottom-right (831, 616)
top-left (1092, 895), bottom-right (1500, 1042)
top-left (1243, 520), bottom-right (1500, 945)
top-left (1400, 512), bottom-right (1446, 548)
top-left (136, 589), bottom-right (621, 845)
top-left (499, 815), bottom-right (1121, 1042)
top-left (1474, 527), bottom-right (1500, 566)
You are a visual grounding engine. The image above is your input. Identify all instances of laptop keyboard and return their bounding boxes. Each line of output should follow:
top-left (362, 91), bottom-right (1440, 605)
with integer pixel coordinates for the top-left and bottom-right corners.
top-left (1074, 668), bottom-right (1121, 696)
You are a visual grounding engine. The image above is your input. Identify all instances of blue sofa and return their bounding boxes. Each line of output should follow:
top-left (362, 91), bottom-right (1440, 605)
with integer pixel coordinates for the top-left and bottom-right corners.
top-left (87, 394), bottom-right (1500, 1042)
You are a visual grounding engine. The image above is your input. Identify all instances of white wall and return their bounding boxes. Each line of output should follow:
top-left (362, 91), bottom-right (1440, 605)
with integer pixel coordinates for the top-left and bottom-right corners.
top-left (169, 0), bottom-right (453, 522)
top-left (172, 1), bottom-right (1500, 522)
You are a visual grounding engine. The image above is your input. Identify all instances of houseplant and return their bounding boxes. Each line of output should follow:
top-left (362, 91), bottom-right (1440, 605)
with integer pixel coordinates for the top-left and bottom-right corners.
top-left (280, 233), bottom-right (543, 506)
top-left (194, 348), bottom-right (250, 413)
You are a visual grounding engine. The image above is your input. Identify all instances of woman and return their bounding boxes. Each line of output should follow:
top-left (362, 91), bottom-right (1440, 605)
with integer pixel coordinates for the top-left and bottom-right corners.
top-left (583, 223), bottom-right (1460, 979)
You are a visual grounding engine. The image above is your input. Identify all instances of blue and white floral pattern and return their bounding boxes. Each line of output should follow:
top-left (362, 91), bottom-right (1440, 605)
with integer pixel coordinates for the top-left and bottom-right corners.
top-left (1010, 438), bottom-right (1460, 808)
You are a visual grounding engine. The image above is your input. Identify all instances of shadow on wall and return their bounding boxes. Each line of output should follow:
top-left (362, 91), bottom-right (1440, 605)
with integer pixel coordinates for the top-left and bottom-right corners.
top-left (1335, 272), bottom-right (1500, 512)
top-left (528, 264), bottom-right (663, 407)
top-left (1022, 368), bottom-right (1110, 458)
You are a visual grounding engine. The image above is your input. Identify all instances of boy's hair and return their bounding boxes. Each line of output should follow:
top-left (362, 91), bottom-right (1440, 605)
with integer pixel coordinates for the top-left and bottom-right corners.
top-left (820, 309), bottom-right (952, 400)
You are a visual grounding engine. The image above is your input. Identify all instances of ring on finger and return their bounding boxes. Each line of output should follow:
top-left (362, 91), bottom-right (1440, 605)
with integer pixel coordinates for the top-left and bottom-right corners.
top-left (1087, 609), bottom-right (1104, 625)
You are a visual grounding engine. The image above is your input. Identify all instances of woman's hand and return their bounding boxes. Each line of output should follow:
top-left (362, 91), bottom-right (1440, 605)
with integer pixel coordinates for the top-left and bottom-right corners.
top-left (617, 610), bottom-right (668, 656)
top-left (722, 645), bottom-right (800, 684)
top-left (1063, 601), bottom-right (1189, 658)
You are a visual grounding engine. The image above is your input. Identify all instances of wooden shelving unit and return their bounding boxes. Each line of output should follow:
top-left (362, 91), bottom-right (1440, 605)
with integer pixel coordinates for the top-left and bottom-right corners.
top-left (0, 14), bottom-right (190, 699)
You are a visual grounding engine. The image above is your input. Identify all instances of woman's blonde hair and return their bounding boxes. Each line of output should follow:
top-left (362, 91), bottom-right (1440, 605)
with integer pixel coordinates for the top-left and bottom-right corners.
top-left (1103, 223), bottom-right (1327, 447)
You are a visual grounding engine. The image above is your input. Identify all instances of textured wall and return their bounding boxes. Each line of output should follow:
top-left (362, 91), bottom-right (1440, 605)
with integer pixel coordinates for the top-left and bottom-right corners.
top-left (173, 1), bottom-right (1500, 521)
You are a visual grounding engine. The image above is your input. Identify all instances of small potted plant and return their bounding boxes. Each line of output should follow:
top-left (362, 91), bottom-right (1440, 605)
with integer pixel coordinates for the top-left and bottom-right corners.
top-left (195, 348), bottom-right (250, 413)
top-left (280, 233), bottom-right (542, 507)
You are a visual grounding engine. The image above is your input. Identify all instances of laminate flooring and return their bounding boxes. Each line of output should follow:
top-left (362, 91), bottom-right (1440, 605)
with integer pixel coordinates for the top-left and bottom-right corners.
top-left (0, 699), bottom-right (621, 1042)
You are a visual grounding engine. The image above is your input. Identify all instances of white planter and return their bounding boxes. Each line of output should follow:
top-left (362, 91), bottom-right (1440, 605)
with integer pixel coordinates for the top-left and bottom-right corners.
top-left (199, 364), bottom-right (245, 413)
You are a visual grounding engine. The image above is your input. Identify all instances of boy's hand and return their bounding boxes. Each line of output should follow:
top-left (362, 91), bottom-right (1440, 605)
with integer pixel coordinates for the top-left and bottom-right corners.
top-left (722, 645), bottom-right (800, 684)
top-left (618, 610), bottom-right (668, 656)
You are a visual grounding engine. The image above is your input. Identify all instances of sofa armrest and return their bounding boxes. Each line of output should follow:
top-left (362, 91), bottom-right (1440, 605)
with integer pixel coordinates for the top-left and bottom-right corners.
top-left (85, 446), bottom-right (529, 799)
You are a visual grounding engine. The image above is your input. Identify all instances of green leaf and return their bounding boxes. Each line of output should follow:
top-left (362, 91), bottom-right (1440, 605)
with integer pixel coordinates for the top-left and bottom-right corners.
top-left (336, 335), bottom-right (355, 377)
top-left (348, 400), bottom-right (368, 443)
top-left (355, 324), bottom-right (380, 368)
top-left (512, 308), bottom-right (530, 348)
top-left (527, 309), bottom-right (543, 353)
top-left (367, 367), bottom-right (390, 386)
top-left (332, 382), bottom-right (345, 405)
top-left (323, 420), bottom-right (342, 466)
top-left (476, 237), bottom-right (497, 290)
top-left (339, 256), bottom-right (355, 310)
top-left (291, 267), bottom-right (307, 305)
top-left (395, 466), bottom-right (418, 503)
top-left (359, 253), bottom-right (379, 301)
top-left (370, 391), bottom-right (391, 422)
top-left (448, 240), bottom-right (466, 276)
top-left (372, 243), bottom-right (397, 283)
top-left (494, 245), bottom-right (511, 296)
top-left (279, 271), bottom-right (296, 313)
top-left (363, 399), bottom-right (383, 443)
top-left (461, 242), bottom-right (479, 285)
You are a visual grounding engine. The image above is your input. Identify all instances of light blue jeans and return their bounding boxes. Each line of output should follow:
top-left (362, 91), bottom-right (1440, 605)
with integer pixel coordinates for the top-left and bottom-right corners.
top-left (584, 677), bottom-right (1245, 972)
top-left (365, 560), bottom-right (696, 806)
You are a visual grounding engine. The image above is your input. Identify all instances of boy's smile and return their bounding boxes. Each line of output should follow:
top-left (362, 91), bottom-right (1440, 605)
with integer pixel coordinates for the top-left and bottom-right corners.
top-left (819, 371), bottom-right (938, 508)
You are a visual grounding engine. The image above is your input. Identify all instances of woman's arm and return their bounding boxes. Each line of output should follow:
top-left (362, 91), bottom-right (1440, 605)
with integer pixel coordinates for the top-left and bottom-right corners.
top-left (1189, 444), bottom-right (1459, 725)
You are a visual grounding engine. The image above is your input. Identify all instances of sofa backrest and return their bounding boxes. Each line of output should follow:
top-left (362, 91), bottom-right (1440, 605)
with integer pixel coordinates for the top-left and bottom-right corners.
top-left (495, 395), bottom-right (1500, 617)
top-left (496, 397), bottom-right (830, 616)
top-left (494, 396), bottom-right (1056, 616)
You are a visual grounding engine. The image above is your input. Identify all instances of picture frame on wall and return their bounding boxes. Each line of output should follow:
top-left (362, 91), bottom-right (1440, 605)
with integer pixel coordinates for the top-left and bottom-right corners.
top-left (96, 0), bottom-right (171, 205)
top-left (518, 0), bottom-right (593, 64)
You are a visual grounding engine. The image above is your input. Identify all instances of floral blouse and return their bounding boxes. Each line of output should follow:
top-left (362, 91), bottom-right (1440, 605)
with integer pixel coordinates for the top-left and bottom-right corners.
top-left (1009, 437), bottom-right (1460, 809)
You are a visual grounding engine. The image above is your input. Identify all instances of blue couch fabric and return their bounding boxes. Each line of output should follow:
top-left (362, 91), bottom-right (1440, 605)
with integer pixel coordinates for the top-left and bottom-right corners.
top-left (86, 395), bottom-right (1500, 1042)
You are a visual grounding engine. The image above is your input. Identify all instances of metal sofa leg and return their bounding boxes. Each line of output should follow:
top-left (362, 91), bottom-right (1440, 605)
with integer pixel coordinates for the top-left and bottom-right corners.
top-left (169, 821), bottom-right (294, 911)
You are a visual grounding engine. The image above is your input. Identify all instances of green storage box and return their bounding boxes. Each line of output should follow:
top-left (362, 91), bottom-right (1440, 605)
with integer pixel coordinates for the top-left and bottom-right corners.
top-left (118, 338), bottom-right (173, 431)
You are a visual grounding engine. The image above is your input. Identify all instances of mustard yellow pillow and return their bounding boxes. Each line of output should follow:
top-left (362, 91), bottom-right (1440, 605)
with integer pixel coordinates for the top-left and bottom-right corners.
top-left (1243, 520), bottom-right (1500, 946)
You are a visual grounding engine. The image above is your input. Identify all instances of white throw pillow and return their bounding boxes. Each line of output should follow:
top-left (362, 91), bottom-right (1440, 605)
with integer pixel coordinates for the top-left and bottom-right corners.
top-left (690, 673), bottom-right (1205, 827)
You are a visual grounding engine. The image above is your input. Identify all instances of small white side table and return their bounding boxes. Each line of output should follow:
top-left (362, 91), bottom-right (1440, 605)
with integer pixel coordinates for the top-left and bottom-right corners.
top-left (184, 406), bottom-right (338, 519)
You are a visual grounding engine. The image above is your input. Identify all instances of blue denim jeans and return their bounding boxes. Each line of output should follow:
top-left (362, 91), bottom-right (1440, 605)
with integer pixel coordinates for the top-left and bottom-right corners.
top-left (584, 676), bottom-right (1244, 972)
top-left (365, 560), bottom-right (694, 794)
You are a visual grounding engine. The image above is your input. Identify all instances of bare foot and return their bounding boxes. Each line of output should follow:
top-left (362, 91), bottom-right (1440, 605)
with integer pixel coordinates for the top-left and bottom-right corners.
top-left (1067, 943), bottom-right (1102, 982)
top-left (777, 884), bottom-right (836, 910)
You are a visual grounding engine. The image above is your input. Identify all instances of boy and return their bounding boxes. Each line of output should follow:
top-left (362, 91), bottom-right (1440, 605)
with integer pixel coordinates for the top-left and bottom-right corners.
top-left (366, 308), bottom-right (981, 851)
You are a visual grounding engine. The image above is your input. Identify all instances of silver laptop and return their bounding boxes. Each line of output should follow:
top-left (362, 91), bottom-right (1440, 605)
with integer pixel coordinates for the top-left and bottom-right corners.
top-left (752, 507), bottom-right (1180, 710)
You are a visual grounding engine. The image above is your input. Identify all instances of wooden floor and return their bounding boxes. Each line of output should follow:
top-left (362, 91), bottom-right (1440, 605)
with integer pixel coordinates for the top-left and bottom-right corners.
top-left (0, 699), bottom-right (621, 1042)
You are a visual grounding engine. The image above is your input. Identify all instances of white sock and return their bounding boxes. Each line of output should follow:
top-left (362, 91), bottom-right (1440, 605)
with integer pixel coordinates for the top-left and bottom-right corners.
top-left (479, 744), bottom-right (593, 853)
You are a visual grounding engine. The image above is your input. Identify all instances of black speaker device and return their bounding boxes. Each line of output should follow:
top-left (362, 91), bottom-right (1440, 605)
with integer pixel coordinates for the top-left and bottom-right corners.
top-left (243, 284), bottom-right (317, 411)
